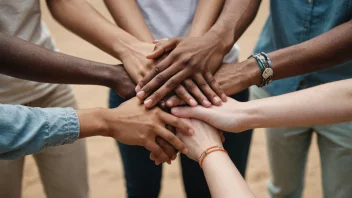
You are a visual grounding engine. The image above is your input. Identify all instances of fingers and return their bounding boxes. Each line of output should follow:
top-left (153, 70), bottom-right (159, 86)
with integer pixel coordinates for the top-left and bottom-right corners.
top-left (174, 84), bottom-right (198, 107)
top-left (155, 125), bottom-right (188, 155)
top-left (142, 69), bottom-right (190, 108)
top-left (166, 95), bottom-right (186, 108)
top-left (152, 38), bottom-right (169, 44)
top-left (193, 73), bottom-right (222, 106)
top-left (136, 54), bottom-right (176, 92)
top-left (204, 72), bottom-right (227, 102)
top-left (155, 136), bottom-right (177, 163)
top-left (171, 106), bottom-right (208, 121)
top-left (183, 78), bottom-right (211, 107)
top-left (146, 38), bottom-right (179, 59)
top-left (144, 140), bottom-right (169, 165)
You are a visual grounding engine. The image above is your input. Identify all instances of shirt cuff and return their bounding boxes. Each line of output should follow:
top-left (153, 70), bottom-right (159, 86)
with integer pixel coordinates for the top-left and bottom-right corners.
top-left (41, 107), bottom-right (80, 147)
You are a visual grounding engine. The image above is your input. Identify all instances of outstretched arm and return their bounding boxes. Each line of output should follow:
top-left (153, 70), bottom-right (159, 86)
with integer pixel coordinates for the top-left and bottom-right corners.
top-left (0, 33), bottom-right (135, 99)
top-left (172, 79), bottom-right (352, 132)
top-left (215, 20), bottom-right (352, 96)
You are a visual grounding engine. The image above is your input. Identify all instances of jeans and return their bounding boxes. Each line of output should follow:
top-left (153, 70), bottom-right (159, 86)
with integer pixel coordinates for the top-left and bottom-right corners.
top-left (109, 89), bottom-right (253, 198)
top-left (250, 86), bottom-right (352, 198)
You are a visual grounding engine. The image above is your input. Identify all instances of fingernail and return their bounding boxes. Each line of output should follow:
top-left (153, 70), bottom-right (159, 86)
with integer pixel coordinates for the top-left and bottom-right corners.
top-left (188, 129), bottom-right (194, 135)
top-left (144, 99), bottom-right (153, 107)
top-left (137, 91), bottom-right (145, 98)
top-left (203, 100), bottom-right (211, 107)
top-left (182, 148), bottom-right (188, 155)
top-left (135, 85), bottom-right (141, 92)
top-left (221, 94), bottom-right (227, 102)
top-left (214, 96), bottom-right (221, 104)
top-left (189, 99), bottom-right (197, 106)
top-left (167, 100), bottom-right (174, 107)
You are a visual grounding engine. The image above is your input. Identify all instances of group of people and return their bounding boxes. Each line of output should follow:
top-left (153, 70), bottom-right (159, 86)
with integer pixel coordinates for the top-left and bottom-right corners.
top-left (0, 0), bottom-right (351, 198)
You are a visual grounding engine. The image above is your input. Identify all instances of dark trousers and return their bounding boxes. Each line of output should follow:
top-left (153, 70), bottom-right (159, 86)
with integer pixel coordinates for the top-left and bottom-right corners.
top-left (109, 89), bottom-right (253, 198)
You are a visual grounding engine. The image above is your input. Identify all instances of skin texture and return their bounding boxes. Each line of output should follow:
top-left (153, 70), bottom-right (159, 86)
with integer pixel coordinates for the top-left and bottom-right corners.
top-left (171, 79), bottom-right (352, 132)
top-left (0, 33), bottom-right (135, 99)
top-left (105, 0), bottom-right (226, 108)
top-left (176, 119), bottom-right (255, 198)
top-left (78, 97), bottom-right (193, 164)
top-left (135, 0), bottom-right (262, 108)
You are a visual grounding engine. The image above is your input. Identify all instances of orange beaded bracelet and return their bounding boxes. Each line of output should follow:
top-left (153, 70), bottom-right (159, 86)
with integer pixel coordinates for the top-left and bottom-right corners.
top-left (198, 146), bottom-right (227, 168)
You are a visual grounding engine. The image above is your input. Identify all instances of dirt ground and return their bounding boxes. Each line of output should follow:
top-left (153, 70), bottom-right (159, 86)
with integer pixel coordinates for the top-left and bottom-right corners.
top-left (21, 1), bottom-right (322, 197)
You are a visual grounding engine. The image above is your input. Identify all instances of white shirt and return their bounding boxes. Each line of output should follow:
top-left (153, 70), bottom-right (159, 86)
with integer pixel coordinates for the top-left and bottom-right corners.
top-left (0, 0), bottom-right (58, 104)
top-left (136, 0), bottom-right (239, 63)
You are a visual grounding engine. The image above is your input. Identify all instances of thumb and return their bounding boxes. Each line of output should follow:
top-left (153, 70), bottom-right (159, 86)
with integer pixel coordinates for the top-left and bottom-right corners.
top-left (171, 106), bottom-right (210, 121)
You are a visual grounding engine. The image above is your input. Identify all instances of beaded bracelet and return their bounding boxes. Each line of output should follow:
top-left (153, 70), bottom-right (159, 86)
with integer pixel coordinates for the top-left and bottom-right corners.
top-left (198, 146), bottom-right (228, 168)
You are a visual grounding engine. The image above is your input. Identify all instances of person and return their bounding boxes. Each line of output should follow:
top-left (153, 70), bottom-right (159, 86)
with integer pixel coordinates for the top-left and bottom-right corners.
top-left (171, 78), bottom-right (352, 132)
top-left (1, 97), bottom-right (192, 164)
top-left (0, 1), bottom-right (87, 197)
top-left (177, 119), bottom-right (255, 198)
top-left (141, 1), bottom-right (352, 197)
top-left (47, 1), bottom-right (253, 197)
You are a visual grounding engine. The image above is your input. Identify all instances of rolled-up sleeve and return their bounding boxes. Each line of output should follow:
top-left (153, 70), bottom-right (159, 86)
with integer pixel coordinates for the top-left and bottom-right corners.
top-left (0, 104), bottom-right (80, 160)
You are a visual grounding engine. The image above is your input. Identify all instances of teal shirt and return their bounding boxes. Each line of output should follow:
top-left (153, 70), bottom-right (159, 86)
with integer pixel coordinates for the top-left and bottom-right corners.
top-left (254, 0), bottom-right (352, 96)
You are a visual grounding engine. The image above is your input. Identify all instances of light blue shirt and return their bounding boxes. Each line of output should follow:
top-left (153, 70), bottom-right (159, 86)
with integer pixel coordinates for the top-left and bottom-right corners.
top-left (254, 0), bottom-right (352, 96)
top-left (0, 104), bottom-right (80, 160)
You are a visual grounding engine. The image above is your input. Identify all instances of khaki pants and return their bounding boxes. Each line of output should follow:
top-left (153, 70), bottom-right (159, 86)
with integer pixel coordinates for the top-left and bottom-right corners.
top-left (0, 85), bottom-right (89, 198)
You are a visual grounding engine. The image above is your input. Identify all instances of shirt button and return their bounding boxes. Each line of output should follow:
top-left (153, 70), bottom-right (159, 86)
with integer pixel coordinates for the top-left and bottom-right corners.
top-left (300, 81), bottom-right (306, 86)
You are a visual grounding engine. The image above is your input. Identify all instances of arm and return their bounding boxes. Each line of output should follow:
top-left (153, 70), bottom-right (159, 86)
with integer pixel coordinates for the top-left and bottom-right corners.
top-left (216, 20), bottom-right (352, 96)
top-left (176, 119), bottom-right (255, 198)
top-left (171, 79), bottom-right (352, 132)
top-left (0, 98), bottom-right (193, 162)
top-left (103, 0), bottom-right (153, 42)
top-left (0, 33), bottom-right (135, 99)
top-left (46, 0), bottom-right (156, 84)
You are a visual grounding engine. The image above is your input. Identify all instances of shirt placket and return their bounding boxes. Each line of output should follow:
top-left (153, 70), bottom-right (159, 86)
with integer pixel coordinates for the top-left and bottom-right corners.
top-left (298, 0), bottom-right (315, 90)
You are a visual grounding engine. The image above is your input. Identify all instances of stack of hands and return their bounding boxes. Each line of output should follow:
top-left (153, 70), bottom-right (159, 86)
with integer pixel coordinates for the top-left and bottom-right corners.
top-left (111, 37), bottom-right (248, 165)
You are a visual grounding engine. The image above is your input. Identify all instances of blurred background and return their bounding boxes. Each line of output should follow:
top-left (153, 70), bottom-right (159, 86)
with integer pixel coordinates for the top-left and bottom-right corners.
top-left (21, 1), bottom-right (322, 197)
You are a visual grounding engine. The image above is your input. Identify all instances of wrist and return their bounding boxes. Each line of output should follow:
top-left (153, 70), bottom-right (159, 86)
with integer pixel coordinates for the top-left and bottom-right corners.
top-left (235, 101), bottom-right (261, 130)
top-left (206, 28), bottom-right (235, 54)
top-left (77, 108), bottom-right (110, 138)
top-left (112, 35), bottom-right (140, 60)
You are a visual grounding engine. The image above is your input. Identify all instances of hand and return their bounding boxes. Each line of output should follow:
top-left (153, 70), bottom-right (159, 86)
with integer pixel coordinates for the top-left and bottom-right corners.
top-left (117, 42), bottom-right (156, 84)
top-left (171, 97), bottom-right (249, 133)
top-left (108, 97), bottom-right (193, 164)
top-left (110, 64), bottom-right (136, 99)
top-left (135, 33), bottom-right (228, 108)
top-left (176, 119), bottom-right (222, 161)
top-left (214, 59), bottom-right (260, 96)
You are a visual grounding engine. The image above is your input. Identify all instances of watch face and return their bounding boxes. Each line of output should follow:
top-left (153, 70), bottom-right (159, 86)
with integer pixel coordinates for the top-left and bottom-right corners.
top-left (262, 68), bottom-right (273, 79)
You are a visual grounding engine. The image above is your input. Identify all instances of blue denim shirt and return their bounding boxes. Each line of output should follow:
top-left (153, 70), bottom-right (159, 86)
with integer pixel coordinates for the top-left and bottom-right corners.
top-left (254, 0), bottom-right (352, 96)
top-left (0, 104), bottom-right (80, 160)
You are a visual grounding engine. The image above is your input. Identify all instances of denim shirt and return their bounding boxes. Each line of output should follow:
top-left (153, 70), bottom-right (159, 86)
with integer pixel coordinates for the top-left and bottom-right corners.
top-left (254, 0), bottom-right (352, 96)
top-left (0, 104), bottom-right (80, 160)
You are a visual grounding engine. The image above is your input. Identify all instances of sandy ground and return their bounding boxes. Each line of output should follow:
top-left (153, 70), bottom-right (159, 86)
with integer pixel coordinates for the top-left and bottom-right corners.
top-left (21, 1), bottom-right (322, 197)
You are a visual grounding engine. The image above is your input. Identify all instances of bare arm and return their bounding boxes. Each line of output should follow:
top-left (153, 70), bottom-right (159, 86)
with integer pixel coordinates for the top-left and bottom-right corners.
top-left (172, 79), bottom-right (352, 132)
top-left (104, 0), bottom-right (153, 42)
top-left (176, 119), bottom-right (255, 198)
top-left (216, 20), bottom-right (352, 95)
top-left (0, 33), bottom-right (135, 99)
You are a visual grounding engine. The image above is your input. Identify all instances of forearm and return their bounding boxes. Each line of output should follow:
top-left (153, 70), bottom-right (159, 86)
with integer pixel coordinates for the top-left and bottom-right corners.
top-left (242, 79), bottom-right (352, 129)
top-left (187, 0), bottom-right (225, 37)
top-left (208, 0), bottom-right (261, 51)
top-left (46, 0), bottom-right (139, 59)
top-left (268, 20), bottom-right (352, 80)
top-left (0, 33), bottom-right (117, 88)
top-left (203, 152), bottom-right (255, 198)
top-left (104, 0), bottom-right (154, 42)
